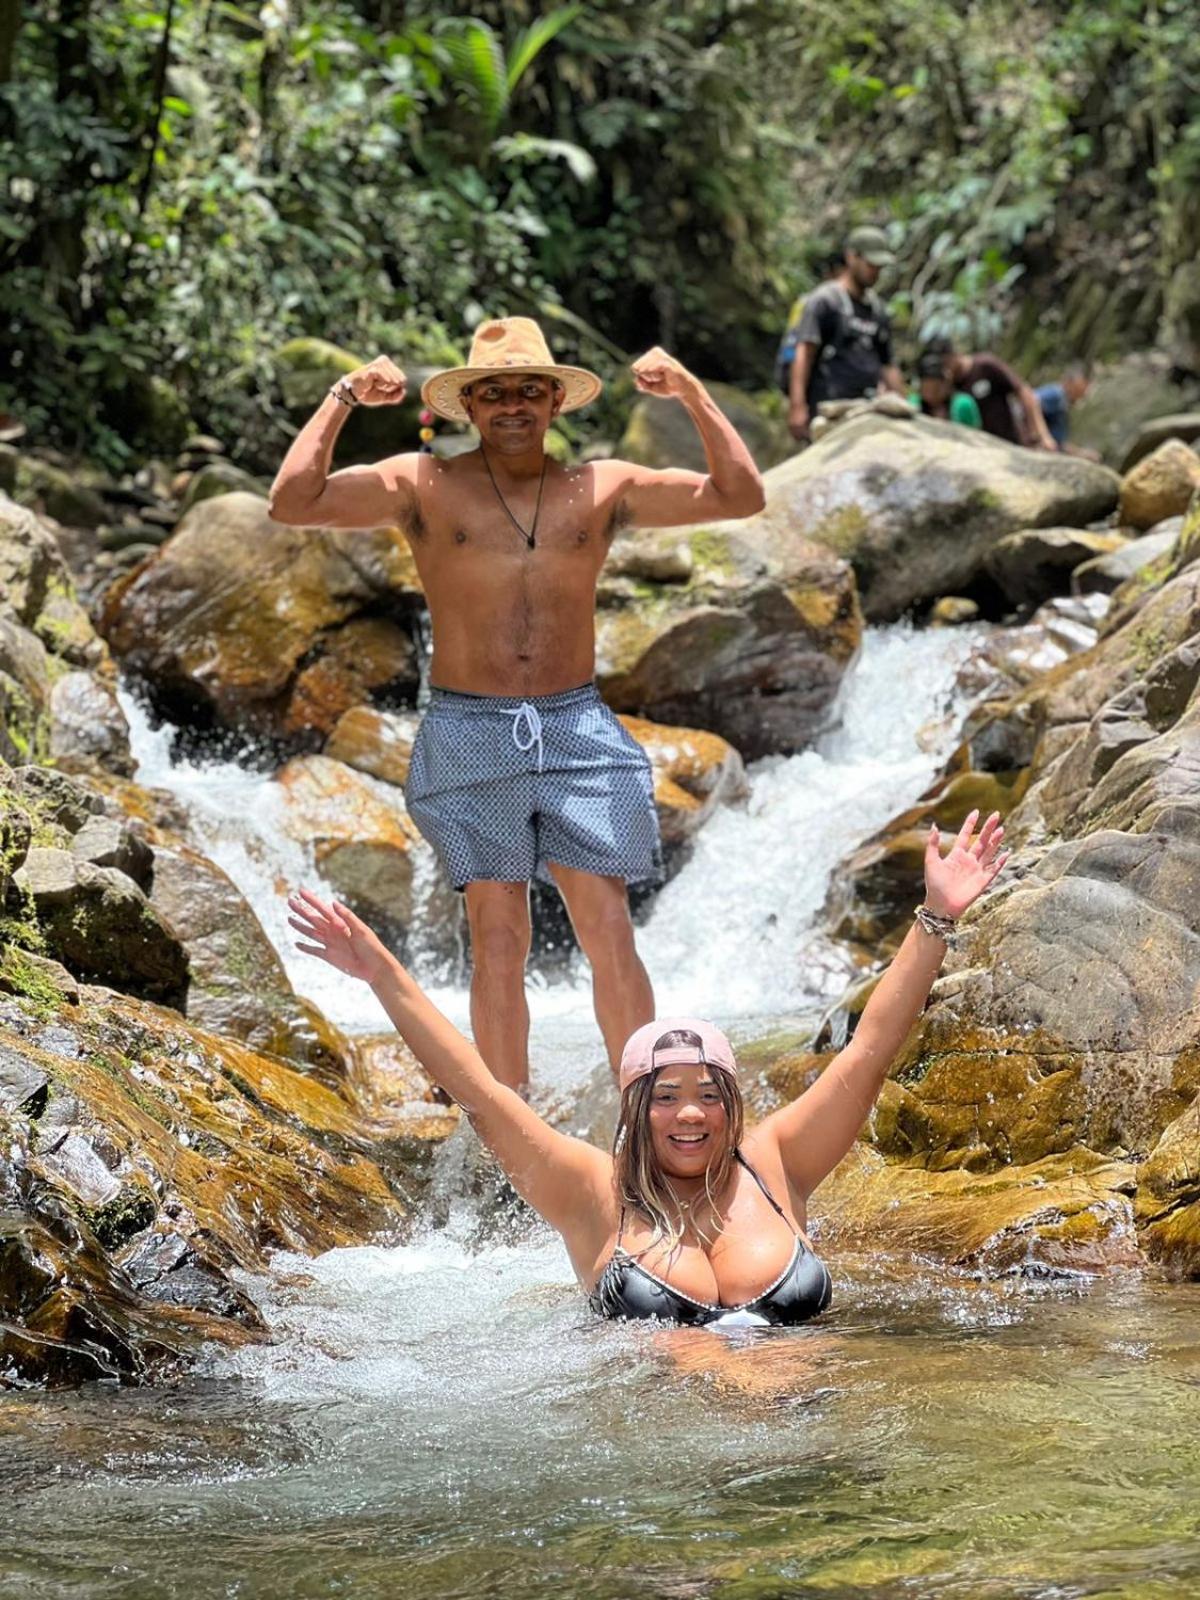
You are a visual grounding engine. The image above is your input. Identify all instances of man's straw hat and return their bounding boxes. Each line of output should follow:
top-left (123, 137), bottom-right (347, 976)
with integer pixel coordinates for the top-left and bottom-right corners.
top-left (421, 317), bottom-right (602, 424)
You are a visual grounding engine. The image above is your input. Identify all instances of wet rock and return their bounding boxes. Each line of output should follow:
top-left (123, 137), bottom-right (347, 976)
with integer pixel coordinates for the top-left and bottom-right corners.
top-left (963, 562), bottom-right (1200, 786)
top-left (816, 1146), bottom-right (1138, 1275)
top-left (760, 412), bottom-right (1119, 620)
top-left (99, 492), bottom-right (422, 745)
top-left (178, 460), bottom-right (267, 513)
top-left (13, 848), bottom-right (190, 1008)
top-left (1135, 1092), bottom-right (1200, 1277)
top-left (597, 521), bottom-right (861, 761)
top-left (1118, 438), bottom-right (1200, 530)
top-left (930, 596), bottom-right (980, 626)
top-left (142, 825), bottom-right (351, 1078)
top-left (824, 764), bottom-right (1030, 951)
top-left (984, 527), bottom-right (1127, 609)
top-left (324, 704), bottom-right (421, 788)
top-left (0, 975), bottom-right (445, 1384)
top-left (1072, 524), bottom-right (1179, 595)
top-left (618, 381), bottom-right (793, 474)
top-left (48, 671), bottom-right (133, 777)
top-left (275, 754), bottom-right (419, 932)
top-left (619, 714), bottom-right (748, 850)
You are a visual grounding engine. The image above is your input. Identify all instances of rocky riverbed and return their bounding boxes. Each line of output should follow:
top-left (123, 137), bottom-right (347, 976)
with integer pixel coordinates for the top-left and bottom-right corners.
top-left (3, 401), bottom-right (1200, 1387)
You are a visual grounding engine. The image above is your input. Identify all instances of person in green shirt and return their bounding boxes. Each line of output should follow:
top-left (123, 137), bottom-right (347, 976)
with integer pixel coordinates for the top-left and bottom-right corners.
top-left (909, 350), bottom-right (982, 428)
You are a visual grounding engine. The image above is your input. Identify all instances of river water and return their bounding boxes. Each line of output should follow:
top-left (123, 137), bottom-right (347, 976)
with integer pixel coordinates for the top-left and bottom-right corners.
top-left (4, 626), bottom-right (1199, 1598)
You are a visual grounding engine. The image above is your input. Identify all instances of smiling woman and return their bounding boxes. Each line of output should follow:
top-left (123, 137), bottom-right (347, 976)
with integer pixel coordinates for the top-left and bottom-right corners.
top-left (288, 808), bottom-right (1009, 1329)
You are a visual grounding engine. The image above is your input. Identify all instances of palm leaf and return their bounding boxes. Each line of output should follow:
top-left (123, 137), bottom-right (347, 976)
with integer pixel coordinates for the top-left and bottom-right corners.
top-left (505, 5), bottom-right (581, 96)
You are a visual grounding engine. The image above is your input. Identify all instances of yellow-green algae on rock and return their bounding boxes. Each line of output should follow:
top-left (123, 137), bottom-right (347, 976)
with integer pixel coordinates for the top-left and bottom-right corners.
top-left (0, 978), bottom-right (456, 1387)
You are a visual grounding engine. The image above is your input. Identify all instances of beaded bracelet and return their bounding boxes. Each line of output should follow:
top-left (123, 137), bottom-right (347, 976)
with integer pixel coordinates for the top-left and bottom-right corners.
top-left (914, 903), bottom-right (958, 946)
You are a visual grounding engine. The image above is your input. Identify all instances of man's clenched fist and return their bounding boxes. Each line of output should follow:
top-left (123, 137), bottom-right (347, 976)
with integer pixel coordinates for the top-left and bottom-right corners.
top-left (344, 356), bottom-right (408, 407)
top-left (631, 347), bottom-right (695, 402)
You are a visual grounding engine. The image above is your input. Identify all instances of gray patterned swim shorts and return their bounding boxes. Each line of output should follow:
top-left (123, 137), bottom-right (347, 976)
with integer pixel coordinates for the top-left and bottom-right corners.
top-left (404, 682), bottom-right (663, 891)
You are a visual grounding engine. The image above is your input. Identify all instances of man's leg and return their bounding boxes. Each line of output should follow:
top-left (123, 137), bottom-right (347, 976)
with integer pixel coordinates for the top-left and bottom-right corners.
top-left (464, 880), bottom-right (533, 1093)
top-left (549, 863), bottom-right (654, 1075)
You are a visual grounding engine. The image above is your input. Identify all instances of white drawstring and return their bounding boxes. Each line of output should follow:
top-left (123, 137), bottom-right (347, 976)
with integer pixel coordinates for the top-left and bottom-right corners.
top-left (502, 701), bottom-right (544, 772)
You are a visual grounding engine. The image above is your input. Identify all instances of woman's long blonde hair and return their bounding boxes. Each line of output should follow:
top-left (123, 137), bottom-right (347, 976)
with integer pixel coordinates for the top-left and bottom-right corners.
top-left (612, 1028), bottom-right (744, 1254)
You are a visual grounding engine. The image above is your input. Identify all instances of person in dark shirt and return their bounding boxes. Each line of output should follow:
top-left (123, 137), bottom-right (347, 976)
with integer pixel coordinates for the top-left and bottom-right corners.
top-left (910, 350), bottom-right (982, 428)
top-left (1035, 363), bottom-right (1094, 454)
top-left (933, 340), bottom-right (1056, 450)
top-left (786, 226), bottom-right (905, 441)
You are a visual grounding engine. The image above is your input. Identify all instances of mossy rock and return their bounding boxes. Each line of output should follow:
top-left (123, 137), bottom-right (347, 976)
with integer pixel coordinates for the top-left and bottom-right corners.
top-left (104, 373), bottom-right (192, 458)
top-left (617, 380), bottom-right (793, 474)
top-left (13, 457), bottom-right (108, 529)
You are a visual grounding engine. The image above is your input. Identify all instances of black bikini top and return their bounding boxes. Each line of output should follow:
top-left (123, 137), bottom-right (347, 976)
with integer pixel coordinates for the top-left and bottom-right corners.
top-left (590, 1151), bottom-right (832, 1328)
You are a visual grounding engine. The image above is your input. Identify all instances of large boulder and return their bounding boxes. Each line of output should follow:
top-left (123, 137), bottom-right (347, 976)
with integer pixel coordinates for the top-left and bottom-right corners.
top-left (748, 409), bottom-right (1126, 620)
top-left (99, 492), bottom-right (421, 745)
top-left (750, 412), bottom-right (1119, 620)
top-left (1118, 438), bottom-right (1200, 530)
top-left (597, 522), bottom-right (861, 760)
top-left (617, 382), bottom-right (793, 474)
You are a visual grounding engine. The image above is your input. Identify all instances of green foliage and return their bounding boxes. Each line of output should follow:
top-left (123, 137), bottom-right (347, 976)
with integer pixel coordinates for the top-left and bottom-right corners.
top-left (1, 0), bottom-right (1198, 469)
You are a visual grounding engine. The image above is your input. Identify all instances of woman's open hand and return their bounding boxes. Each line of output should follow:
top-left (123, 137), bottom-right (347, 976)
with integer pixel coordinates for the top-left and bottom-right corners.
top-left (923, 810), bottom-right (1008, 921)
top-left (287, 888), bottom-right (390, 985)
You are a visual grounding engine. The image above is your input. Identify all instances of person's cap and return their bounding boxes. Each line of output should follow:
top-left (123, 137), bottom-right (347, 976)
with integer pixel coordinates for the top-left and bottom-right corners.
top-left (917, 350), bottom-right (948, 379)
top-left (618, 1018), bottom-right (738, 1093)
top-left (846, 225), bottom-right (896, 267)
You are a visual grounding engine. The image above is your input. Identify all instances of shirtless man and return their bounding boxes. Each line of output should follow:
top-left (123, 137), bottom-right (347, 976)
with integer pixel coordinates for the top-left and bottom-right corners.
top-left (268, 317), bottom-right (764, 1093)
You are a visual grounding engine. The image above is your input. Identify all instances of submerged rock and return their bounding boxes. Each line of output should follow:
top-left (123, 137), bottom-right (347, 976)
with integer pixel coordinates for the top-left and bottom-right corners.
top-left (760, 412), bottom-right (1118, 620)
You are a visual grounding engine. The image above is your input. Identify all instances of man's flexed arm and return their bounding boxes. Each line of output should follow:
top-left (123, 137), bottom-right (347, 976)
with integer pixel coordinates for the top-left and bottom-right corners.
top-left (607, 348), bottom-right (765, 530)
top-left (268, 356), bottom-right (419, 528)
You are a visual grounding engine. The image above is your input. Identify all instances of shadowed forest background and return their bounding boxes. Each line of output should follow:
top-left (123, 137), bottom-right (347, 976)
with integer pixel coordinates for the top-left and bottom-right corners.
top-left (4, 0), bottom-right (1200, 472)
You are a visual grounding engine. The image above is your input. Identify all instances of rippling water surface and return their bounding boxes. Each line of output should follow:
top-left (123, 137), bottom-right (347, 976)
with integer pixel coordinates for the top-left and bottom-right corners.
top-left (6, 626), bottom-right (1199, 1597)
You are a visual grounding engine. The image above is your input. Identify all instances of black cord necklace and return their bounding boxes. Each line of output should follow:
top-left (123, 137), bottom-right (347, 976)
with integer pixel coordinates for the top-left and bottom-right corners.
top-left (480, 443), bottom-right (548, 550)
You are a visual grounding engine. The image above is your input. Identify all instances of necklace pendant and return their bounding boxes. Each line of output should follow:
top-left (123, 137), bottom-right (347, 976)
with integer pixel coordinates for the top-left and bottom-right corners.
top-left (527, 534), bottom-right (536, 550)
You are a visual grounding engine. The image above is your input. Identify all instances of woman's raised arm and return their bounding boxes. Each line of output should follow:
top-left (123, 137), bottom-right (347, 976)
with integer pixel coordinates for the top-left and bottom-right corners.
top-left (288, 891), bottom-right (613, 1241)
top-left (757, 811), bottom-right (1008, 1201)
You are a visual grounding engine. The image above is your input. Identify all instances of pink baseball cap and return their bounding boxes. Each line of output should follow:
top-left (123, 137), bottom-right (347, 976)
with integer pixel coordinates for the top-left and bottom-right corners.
top-left (618, 1017), bottom-right (738, 1093)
